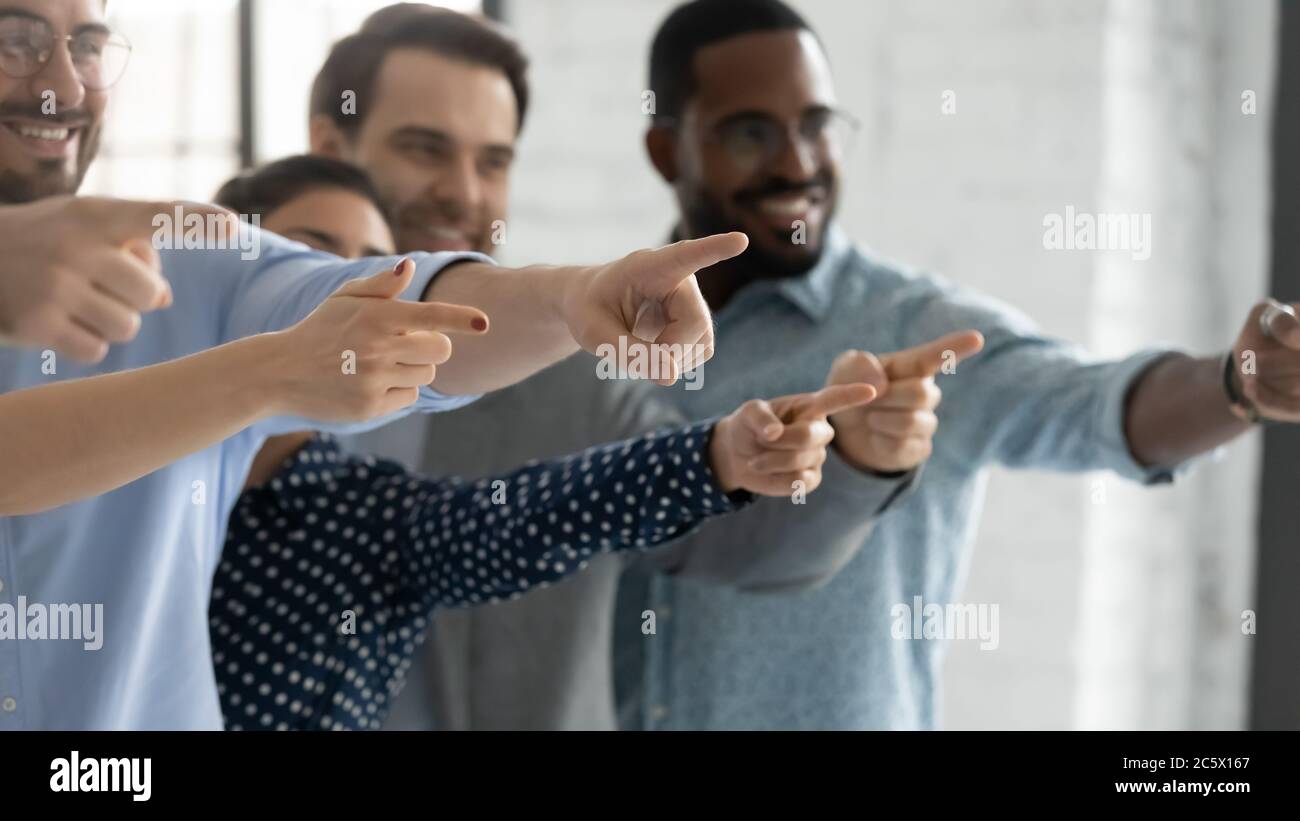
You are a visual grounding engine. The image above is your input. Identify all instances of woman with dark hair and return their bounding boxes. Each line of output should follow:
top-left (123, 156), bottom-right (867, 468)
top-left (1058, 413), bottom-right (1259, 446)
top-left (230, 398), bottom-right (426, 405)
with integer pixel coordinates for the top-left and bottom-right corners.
top-left (207, 155), bottom-right (877, 730)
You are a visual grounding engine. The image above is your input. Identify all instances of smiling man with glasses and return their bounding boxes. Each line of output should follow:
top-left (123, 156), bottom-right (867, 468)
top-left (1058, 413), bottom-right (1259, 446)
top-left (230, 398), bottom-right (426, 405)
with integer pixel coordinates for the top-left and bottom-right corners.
top-left (306, 1), bottom-right (975, 733)
top-left (0, 0), bottom-right (754, 730)
top-left (0, 5), bottom-right (128, 202)
top-left (610, 0), bottom-right (1300, 731)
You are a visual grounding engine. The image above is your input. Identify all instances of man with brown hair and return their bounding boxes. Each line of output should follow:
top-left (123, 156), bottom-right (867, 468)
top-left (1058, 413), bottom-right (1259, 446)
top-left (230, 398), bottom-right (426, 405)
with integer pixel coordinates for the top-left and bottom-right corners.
top-left (328, 3), bottom-right (953, 730)
top-left (0, 0), bottom-right (747, 730)
top-left (308, 4), bottom-right (526, 257)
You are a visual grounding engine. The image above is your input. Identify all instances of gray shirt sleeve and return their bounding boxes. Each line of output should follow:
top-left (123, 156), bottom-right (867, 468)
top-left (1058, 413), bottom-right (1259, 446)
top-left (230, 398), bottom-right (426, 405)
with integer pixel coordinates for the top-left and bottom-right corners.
top-left (908, 282), bottom-right (1190, 484)
top-left (617, 393), bottom-right (916, 592)
top-left (629, 451), bottom-right (917, 592)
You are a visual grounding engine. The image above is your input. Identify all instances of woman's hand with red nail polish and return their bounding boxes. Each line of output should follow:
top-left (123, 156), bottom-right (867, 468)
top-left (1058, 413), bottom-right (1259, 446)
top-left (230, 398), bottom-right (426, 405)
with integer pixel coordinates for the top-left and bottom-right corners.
top-left (266, 260), bottom-right (489, 422)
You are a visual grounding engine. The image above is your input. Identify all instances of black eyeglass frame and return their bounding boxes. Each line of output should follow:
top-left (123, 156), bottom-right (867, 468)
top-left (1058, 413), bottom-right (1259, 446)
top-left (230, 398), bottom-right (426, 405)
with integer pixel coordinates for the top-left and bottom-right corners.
top-left (0, 12), bottom-right (133, 91)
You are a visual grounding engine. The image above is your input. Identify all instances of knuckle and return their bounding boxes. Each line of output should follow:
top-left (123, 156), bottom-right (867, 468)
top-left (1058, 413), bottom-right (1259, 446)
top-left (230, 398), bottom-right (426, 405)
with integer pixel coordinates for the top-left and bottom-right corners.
top-left (108, 311), bottom-right (141, 343)
top-left (65, 332), bottom-right (105, 363)
top-left (431, 333), bottom-right (453, 364)
top-left (143, 275), bottom-right (167, 304)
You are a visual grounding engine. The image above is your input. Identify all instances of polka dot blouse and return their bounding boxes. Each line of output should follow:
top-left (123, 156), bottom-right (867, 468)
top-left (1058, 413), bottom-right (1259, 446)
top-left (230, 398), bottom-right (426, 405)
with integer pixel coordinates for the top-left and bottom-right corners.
top-left (209, 419), bottom-right (747, 731)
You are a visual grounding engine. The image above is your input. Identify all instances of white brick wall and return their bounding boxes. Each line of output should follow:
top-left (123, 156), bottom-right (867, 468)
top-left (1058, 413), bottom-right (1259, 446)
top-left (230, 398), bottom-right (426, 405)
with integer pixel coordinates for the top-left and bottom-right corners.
top-left (501, 0), bottom-right (1273, 729)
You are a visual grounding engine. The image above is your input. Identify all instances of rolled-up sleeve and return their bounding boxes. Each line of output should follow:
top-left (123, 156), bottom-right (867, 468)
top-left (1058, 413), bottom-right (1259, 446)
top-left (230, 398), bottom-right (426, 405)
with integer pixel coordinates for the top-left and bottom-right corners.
top-left (917, 283), bottom-right (1200, 485)
top-left (1086, 348), bottom-right (1186, 484)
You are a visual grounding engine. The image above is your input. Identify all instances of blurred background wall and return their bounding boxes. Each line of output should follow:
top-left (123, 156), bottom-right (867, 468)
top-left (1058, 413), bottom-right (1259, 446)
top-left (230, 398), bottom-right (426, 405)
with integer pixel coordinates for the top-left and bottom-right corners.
top-left (82, 0), bottom-right (1278, 729)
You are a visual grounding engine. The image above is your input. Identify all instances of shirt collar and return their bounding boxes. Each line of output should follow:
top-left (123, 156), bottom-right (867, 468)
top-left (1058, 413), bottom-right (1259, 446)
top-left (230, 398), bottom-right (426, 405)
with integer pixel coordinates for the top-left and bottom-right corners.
top-left (772, 223), bottom-right (851, 322)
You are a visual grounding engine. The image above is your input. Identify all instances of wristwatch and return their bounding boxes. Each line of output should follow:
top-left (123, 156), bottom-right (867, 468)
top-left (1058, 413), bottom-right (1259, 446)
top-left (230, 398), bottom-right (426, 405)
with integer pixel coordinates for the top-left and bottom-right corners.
top-left (1221, 350), bottom-right (1260, 424)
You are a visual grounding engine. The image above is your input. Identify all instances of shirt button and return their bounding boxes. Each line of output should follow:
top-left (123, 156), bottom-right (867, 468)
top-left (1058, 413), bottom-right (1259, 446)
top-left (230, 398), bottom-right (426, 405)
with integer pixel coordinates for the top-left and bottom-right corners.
top-left (1, 697), bottom-right (16, 713)
top-left (650, 704), bottom-right (669, 722)
top-left (658, 607), bottom-right (671, 621)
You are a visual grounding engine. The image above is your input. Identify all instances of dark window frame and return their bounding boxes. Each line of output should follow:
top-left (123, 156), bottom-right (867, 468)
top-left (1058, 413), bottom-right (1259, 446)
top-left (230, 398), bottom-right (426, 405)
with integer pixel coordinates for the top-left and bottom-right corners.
top-left (235, 0), bottom-right (501, 168)
top-left (1249, 0), bottom-right (1300, 731)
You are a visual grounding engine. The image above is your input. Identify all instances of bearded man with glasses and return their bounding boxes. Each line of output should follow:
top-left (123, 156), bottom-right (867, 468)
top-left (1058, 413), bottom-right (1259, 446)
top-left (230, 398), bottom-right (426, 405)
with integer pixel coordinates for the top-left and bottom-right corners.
top-left (0, 6), bottom-right (129, 203)
top-left (0, 0), bottom-right (754, 731)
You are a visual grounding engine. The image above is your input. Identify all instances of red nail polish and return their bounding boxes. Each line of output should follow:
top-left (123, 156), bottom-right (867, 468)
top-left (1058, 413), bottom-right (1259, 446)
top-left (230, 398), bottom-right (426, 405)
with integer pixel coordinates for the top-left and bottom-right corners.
top-left (396, 258), bottom-right (410, 275)
top-left (472, 317), bottom-right (487, 331)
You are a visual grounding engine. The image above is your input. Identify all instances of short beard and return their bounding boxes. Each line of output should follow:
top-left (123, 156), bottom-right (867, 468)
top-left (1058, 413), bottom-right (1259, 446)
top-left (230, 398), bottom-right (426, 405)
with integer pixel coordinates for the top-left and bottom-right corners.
top-left (0, 123), bottom-right (100, 204)
top-left (682, 186), bottom-right (831, 281)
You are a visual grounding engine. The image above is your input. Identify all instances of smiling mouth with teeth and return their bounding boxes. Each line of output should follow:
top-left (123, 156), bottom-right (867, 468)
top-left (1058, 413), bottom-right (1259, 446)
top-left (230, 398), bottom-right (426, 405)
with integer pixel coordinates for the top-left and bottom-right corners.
top-left (0, 120), bottom-right (82, 155)
top-left (13, 125), bottom-right (71, 140)
top-left (757, 196), bottom-right (814, 216)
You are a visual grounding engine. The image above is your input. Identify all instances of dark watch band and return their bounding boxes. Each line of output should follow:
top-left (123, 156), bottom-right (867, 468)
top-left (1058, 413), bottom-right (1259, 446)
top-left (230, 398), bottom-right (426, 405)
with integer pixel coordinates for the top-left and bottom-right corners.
top-left (1221, 350), bottom-right (1260, 424)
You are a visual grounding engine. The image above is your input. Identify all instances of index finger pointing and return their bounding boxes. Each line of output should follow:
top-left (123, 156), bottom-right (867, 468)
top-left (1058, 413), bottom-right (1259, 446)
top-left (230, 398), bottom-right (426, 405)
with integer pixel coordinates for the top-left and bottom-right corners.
top-left (383, 300), bottom-right (489, 335)
top-left (643, 232), bottom-right (749, 295)
top-left (419, 301), bottom-right (489, 335)
top-left (793, 382), bottom-right (878, 420)
top-left (114, 199), bottom-right (240, 246)
top-left (882, 330), bottom-right (985, 380)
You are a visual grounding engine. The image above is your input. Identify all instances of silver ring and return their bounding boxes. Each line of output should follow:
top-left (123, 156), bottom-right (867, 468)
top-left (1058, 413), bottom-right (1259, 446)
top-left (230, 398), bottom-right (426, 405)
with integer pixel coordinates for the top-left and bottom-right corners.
top-left (1259, 300), bottom-right (1297, 340)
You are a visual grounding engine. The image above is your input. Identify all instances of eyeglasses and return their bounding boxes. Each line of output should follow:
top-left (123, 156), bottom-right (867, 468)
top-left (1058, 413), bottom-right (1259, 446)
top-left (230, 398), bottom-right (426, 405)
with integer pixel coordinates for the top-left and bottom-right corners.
top-left (0, 14), bottom-right (132, 91)
top-left (658, 107), bottom-right (860, 174)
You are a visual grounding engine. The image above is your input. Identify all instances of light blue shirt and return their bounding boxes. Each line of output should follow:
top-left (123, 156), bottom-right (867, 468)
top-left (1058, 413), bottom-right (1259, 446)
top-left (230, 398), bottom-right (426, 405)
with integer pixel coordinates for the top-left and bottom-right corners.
top-left (0, 229), bottom-right (481, 730)
top-left (615, 226), bottom-right (1184, 730)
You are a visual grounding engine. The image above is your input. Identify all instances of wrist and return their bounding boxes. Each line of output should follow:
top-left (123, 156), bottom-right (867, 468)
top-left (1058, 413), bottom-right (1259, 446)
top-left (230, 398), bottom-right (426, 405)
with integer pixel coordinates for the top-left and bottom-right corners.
top-left (707, 417), bottom-right (741, 493)
top-left (548, 263), bottom-right (592, 329)
top-left (235, 332), bottom-right (295, 420)
top-left (830, 437), bottom-right (918, 477)
top-left (1221, 349), bottom-right (1260, 424)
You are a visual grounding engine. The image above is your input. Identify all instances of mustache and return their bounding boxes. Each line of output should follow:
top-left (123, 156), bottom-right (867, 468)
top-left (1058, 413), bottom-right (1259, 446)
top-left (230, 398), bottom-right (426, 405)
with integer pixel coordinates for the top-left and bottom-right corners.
top-left (396, 200), bottom-right (483, 239)
top-left (0, 103), bottom-right (92, 127)
top-left (735, 173), bottom-right (833, 204)
top-left (397, 194), bottom-right (470, 222)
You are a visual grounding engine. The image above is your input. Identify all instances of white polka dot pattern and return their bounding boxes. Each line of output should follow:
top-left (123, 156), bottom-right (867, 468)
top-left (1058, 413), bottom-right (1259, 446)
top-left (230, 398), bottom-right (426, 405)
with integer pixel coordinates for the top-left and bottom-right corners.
top-left (209, 420), bottom-right (746, 730)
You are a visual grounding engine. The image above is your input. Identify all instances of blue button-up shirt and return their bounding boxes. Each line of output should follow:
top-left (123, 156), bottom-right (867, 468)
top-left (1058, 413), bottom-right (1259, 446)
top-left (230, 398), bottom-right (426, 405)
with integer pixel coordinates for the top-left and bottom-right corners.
top-left (0, 230), bottom-right (480, 730)
top-left (616, 226), bottom-right (1182, 730)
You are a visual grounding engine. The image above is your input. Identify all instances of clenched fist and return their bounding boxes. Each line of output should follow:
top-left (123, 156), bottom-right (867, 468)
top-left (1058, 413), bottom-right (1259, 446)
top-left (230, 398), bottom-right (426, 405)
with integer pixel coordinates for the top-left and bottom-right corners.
top-left (1233, 299), bottom-right (1300, 422)
top-left (710, 383), bottom-right (878, 496)
top-left (826, 330), bottom-right (985, 473)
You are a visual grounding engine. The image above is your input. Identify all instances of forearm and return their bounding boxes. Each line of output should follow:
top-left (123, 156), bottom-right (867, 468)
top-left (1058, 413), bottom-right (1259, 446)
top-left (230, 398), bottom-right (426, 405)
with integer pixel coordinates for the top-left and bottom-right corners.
top-left (408, 419), bottom-right (743, 608)
top-left (421, 261), bottom-right (582, 395)
top-left (1124, 352), bottom-right (1252, 469)
top-left (633, 450), bottom-right (913, 591)
top-left (0, 335), bottom-right (279, 515)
